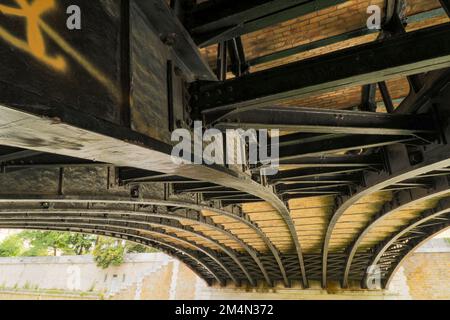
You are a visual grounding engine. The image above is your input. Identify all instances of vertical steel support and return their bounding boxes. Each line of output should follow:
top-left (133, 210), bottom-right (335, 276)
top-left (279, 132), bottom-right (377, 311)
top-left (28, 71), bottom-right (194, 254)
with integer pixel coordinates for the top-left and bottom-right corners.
top-left (216, 42), bottom-right (228, 81)
top-left (378, 82), bottom-right (395, 113)
top-left (120, 0), bottom-right (131, 127)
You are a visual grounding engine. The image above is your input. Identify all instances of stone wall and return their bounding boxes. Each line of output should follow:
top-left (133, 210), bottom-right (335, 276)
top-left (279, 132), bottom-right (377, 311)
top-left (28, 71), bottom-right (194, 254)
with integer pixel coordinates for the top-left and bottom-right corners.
top-left (0, 240), bottom-right (448, 300)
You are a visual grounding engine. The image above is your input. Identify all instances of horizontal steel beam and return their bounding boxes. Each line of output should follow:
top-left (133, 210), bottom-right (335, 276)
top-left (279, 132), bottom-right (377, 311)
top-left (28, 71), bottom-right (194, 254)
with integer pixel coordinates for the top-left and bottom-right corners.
top-left (215, 107), bottom-right (436, 135)
top-left (247, 8), bottom-right (446, 68)
top-left (0, 215), bottom-right (254, 285)
top-left (0, 105), bottom-right (291, 223)
top-left (0, 105), bottom-right (309, 287)
top-left (0, 194), bottom-right (289, 287)
top-left (277, 155), bottom-right (383, 168)
top-left (185, 0), bottom-right (346, 47)
top-left (2, 223), bottom-right (224, 286)
top-left (192, 23), bottom-right (450, 114)
top-left (270, 168), bottom-right (365, 184)
top-left (0, 150), bottom-right (43, 163)
top-left (278, 135), bottom-right (415, 161)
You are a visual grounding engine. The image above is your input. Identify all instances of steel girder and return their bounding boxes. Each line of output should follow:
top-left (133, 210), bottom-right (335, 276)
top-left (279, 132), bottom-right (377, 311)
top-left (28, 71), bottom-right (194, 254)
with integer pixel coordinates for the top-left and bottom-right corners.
top-left (0, 216), bottom-right (255, 284)
top-left (1, 223), bottom-right (224, 286)
top-left (214, 107), bottom-right (436, 136)
top-left (342, 176), bottom-right (450, 287)
top-left (184, 0), bottom-right (347, 47)
top-left (0, 194), bottom-right (288, 286)
top-left (322, 143), bottom-right (450, 287)
top-left (440, 0), bottom-right (450, 17)
top-left (0, 207), bottom-right (272, 286)
top-left (276, 135), bottom-right (417, 161)
top-left (191, 23), bottom-right (450, 115)
top-left (270, 168), bottom-right (366, 184)
top-left (257, 155), bottom-right (382, 171)
top-left (365, 200), bottom-right (450, 288)
top-left (0, 103), bottom-right (308, 287)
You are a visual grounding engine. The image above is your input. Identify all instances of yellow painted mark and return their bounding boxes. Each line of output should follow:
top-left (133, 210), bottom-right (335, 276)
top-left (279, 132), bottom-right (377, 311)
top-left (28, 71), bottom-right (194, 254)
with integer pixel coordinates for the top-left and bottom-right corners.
top-left (0, 0), bottom-right (120, 101)
top-left (0, 0), bottom-right (66, 71)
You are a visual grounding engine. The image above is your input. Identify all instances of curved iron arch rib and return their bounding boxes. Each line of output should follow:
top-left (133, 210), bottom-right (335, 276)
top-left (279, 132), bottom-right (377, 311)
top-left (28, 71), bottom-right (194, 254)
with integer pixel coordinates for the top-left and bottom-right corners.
top-left (0, 223), bottom-right (226, 286)
top-left (342, 177), bottom-right (450, 287)
top-left (322, 146), bottom-right (450, 287)
top-left (0, 214), bottom-right (256, 285)
top-left (0, 103), bottom-right (304, 284)
top-left (0, 195), bottom-right (288, 286)
top-left (364, 198), bottom-right (450, 288)
top-left (0, 207), bottom-right (271, 285)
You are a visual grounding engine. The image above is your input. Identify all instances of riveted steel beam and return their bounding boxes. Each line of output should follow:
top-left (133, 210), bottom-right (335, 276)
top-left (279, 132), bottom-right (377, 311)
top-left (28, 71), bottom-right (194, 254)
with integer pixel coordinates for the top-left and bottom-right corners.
top-left (277, 135), bottom-right (417, 161)
top-left (322, 143), bottom-right (450, 288)
top-left (0, 105), bottom-right (291, 220)
top-left (270, 168), bottom-right (366, 184)
top-left (0, 208), bottom-right (272, 286)
top-left (0, 102), bottom-right (306, 284)
top-left (1, 223), bottom-right (224, 286)
top-left (256, 155), bottom-right (382, 171)
top-left (0, 194), bottom-right (289, 286)
top-left (364, 200), bottom-right (450, 288)
top-left (214, 107), bottom-right (436, 136)
top-left (192, 23), bottom-right (450, 114)
top-left (342, 176), bottom-right (450, 287)
top-left (0, 214), bottom-right (237, 284)
top-left (185, 0), bottom-right (347, 47)
top-left (0, 216), bottom-right (254, 285)
top-left (0, 149), bottom-right (43, 163)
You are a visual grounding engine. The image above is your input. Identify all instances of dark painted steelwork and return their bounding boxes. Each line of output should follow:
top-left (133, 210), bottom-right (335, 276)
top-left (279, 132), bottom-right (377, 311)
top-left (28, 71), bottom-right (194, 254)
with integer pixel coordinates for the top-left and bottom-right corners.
top-left (1, 224), bottom-right (225, 286)
top-left (365, 199), bottom-right (450, 288)
top-left (0, 213), bottom-right (239, 284)
top-left (270, 168), bottom-right (365, 184)
top-left (258, 155), bottom-right (382, 170)
top-left (23, 207), bottom-right (270, 285)
top-left (0, 216), bottom-right (254, 284)
top-left (227, 37), bottom-right (248, 77)
top-left (248, 28), bottom-right (378, 67)
top-left (383, 223), bottom-right (450, 289)
top-left (277, 135), bottom-right (417, 161)
top-left (0, 150), bottom-right (43, 163)
top-left (440, 0), bottom-right (450, 17)
top-left (360, 84), bottom-right (377, 112)
top-left (185, 0), bottom-right (346, 47)
top-left (0, 194), bottom-right (289, 286)
top-left (322, 143), bottom-right (450, 287)
top-left (395, 69), bottom-right (450, 115)
top-left (214, 107), bottom-right (436, 135)
top-left (342, 176), bottom-right (450, 287)
top-left (378, 82), bottom-right (395, 113)
top-left (0, 103), bottom-right (306, 284)
top-left (192, 23), bottom-right (450, 114)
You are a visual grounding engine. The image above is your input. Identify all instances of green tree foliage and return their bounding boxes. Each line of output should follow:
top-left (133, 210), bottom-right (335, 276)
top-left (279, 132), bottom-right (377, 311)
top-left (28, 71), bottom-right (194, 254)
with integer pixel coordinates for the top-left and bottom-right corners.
top-left (0, 234), bottom-right (23, 257)
top-left (19, 231), bottom-right (71, 256)
top-left (93, 237), bottom-right (125, 269)
top-left (67, 233), bottom-right (97, 255)
top-left (0, 230), bottom-right (158, 268)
